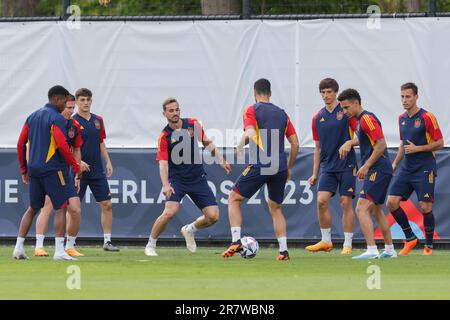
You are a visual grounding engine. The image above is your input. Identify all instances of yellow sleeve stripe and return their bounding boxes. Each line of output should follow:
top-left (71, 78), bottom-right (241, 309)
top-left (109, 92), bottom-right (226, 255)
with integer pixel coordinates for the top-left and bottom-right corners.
top-left (363, 115), bottom-right (375, 131)
top-left (426, 112), bottom-right (439, 130)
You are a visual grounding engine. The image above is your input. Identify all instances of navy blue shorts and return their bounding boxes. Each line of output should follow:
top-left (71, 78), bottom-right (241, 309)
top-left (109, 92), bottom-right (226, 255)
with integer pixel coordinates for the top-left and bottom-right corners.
top-left (79, 177), bottom-right (111, 202)
top-left (359, 171), bottom-right (392, 205)
top-left (234, 165), bottom-right (288, 204)
top-left (167, 177), bottom-right (217, 210)
top-left (318, 169), bottom-right (356, 198)
top-left (388, 168), bottom-right (436, 202)
top-left (30, 170), bottom-right (78, 210)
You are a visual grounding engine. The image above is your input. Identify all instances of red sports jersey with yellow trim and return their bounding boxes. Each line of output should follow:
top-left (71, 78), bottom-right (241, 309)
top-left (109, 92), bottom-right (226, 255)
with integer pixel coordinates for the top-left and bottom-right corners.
top-left (312, 104), bottom-right (358, 172)
top-left (243, 102), bottom-right (296, 172)
top-left (398, 108), bottom-right (443, 173)
top-left (17, 104), bottom-right (80, 177)
top-left (156, 118), bottom-right (206, 182)
top-left (357, 110), bottom-right (392, 174)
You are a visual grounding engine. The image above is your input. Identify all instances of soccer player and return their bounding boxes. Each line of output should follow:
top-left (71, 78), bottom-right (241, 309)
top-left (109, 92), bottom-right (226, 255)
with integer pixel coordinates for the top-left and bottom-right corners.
top-left (34, 95), bottom-right (87, 257)
top-left (306, 78), bottom-right (357, 254)
top-left (14, 85), bottom-right (88, 260)
top-left (73, 88), bottom-right (119, 251)
top-left (338, 89), bottom-right (396, 259)
top-left (144, 98), bottom-right (231, 256)
top-left (221, 78), bottom-right (299, 261)
top-left (386, 83), bottom-right (444, 256)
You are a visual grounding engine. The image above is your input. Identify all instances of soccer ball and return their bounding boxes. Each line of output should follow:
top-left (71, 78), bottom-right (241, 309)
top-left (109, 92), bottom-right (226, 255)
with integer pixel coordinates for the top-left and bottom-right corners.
top-left (239, 236), bottom-right (259, 259)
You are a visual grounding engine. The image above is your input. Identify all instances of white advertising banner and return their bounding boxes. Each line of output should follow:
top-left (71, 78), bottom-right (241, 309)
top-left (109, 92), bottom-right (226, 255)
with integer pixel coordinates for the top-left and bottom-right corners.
top-left (0, 18), bottom-right (449, 148)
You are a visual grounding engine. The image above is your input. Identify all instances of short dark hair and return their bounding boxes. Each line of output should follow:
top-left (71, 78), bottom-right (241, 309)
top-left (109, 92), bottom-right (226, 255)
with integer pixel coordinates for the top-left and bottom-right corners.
top-left (162, 97), bottom-right (178, 111)
top-left (319, 78), bottom-right (339, 93)
top-left (254, 78), bottom-right (271, 95)
top-left (75, 88), bottom-right (93, 99)
top-left (67, 94), bottom-right (75, 102)
top-left (48, 85), bottom-right (70, 100)
top-left (401, 82), bottom-right (418, 95)
top-left (338, 88), bottom-right (361, 104)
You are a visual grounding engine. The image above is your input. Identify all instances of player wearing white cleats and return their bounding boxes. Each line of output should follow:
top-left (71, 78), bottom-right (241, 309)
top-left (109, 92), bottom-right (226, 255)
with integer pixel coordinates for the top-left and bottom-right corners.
top-left (144, 246), bottom-right (158, 257)
top-left (181, 225), bottom-right (197, 253)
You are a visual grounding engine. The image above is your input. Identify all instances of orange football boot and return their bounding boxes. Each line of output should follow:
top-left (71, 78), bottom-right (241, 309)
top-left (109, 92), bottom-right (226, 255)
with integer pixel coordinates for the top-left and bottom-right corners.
top-left (398, 238), bottom-right (418, 255)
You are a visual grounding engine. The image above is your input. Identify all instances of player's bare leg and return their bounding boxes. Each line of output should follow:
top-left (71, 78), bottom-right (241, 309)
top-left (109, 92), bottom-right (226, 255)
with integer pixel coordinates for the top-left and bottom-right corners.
top-left (356, 198), bottom-right (376, 246)
top-left (267, 199), bottom-right (289, 260)
top-left (65, 198), bottom-right (82, 257)
top-left (100, 199), bottom-right (119, 251)
top-left (13, 206), bottom-right (40, 259)
top-left (373, 206), bottom-right (393, 245)
top-left (340, 195), bottom-right (355, 254)
top-left (34, 196), bottom-right (52, 256)
top-left (65, 196), bottom-right (84, 257)
top-left (373, 205), bottom-right (396, 258)
top-left (222, 191), bottom-right (245, 257)
top-left (419, 201), bottom-right (434, 256)
top-left (306, 191), bottom-right (333, 252)
top-left (352, 198), bottom-right (379, 259)
top-left (145, 201), bottom-right (180, 256)
top-left (387, 195), bottom-right (418, 255)
top-left (53, 207), bottom-right (75, 260)
top-left (181, 205), bottom-right (219, 253)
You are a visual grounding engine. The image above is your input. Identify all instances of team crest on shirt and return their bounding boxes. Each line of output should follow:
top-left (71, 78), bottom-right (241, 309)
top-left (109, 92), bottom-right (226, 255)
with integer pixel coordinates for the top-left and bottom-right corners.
top-left (414, 118), bottom-right (421, 128)
top-left (94, 119), bottom-right (101, 130)
top-left (336, 111), bottom-right (344, 120)
top-left (68, 127), bottom-right (75, 139)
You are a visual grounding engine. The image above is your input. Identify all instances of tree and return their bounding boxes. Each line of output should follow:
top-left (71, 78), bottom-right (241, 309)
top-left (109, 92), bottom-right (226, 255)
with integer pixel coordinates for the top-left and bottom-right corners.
top-left (405, 0), bottom-right (421, 12)
top-left (2, 0), bottom-right (37, 16)
top-left (201, 0), bottom-right (241, 15)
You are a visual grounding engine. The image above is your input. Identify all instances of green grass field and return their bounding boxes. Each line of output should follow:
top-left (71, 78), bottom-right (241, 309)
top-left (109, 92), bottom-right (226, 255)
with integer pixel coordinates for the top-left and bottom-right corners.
top-left (1, 245), bottom-right (450, 300)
